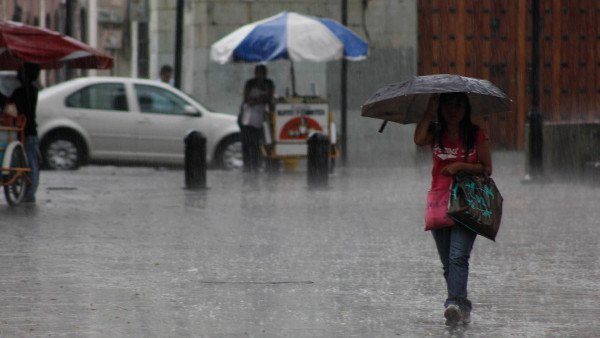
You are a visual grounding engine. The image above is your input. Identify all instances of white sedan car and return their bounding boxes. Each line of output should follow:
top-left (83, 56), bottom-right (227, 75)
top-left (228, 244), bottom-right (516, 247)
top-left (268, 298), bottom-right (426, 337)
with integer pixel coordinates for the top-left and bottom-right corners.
top-left (37, 77), bottom-right (242, 170)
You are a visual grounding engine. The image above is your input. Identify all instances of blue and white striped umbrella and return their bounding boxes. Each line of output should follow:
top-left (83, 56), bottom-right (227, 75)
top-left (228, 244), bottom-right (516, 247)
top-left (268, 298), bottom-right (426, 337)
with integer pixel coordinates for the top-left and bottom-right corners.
top-left (210, 11), bottom-right (368, 64)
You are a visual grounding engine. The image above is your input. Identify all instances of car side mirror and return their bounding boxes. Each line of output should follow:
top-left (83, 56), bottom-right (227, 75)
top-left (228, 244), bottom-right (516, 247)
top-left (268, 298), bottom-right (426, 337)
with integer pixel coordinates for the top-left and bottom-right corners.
top-left (184, 105), bottom-right (200, 116)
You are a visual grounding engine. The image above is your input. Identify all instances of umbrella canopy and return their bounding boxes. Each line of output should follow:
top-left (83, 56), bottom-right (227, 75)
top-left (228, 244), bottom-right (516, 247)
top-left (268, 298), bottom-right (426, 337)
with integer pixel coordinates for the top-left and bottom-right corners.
top-left (0, 21), bottom-right (113, 70)
top-left (210, 11), bottom-right (368, 64)
top-left (361, 74), bottom-right (511, 125)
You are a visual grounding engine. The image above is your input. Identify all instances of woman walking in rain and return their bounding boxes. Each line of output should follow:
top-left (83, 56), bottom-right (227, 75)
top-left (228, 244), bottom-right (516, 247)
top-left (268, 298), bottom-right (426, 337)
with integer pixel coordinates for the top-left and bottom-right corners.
top-left (413, 92), bottom-right (492, 326)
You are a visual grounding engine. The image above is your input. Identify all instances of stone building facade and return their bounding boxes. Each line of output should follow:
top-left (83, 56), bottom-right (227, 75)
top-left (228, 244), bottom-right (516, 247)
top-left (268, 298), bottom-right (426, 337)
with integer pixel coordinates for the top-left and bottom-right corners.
top-left (149, 0), bottom-right (418, 164)
top-left (1, 0), bottom-right (419, 164)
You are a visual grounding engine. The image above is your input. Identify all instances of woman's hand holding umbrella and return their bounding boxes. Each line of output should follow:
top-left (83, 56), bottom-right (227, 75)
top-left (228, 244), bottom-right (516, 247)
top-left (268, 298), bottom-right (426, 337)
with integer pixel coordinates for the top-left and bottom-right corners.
top-left (414, 94), bottom-right (439, 146)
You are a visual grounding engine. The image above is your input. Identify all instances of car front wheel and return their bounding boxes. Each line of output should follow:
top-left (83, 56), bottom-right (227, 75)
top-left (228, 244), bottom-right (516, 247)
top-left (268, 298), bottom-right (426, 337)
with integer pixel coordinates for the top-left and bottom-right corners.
top-left (42, 136), bottom-right (83, 170)
top-left (216, 135), bottom-right (243, 170)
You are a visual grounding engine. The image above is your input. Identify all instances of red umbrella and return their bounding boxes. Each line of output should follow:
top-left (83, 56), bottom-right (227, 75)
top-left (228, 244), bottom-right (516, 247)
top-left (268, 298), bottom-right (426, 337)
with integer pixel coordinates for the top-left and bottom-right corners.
top-left (0, 21), bottom-right (113, 70)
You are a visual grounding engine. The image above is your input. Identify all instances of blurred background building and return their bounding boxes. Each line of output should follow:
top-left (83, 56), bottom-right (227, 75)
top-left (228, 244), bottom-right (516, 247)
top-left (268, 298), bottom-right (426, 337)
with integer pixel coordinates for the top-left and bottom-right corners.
top-left (0, 0), bottom-right (598, 170)
top-left (0, 0), bottom-right (137, 80)
top-left (0, 0), bottom-right (417, 165)
top-left (146, 0), bottom-right (417, 165)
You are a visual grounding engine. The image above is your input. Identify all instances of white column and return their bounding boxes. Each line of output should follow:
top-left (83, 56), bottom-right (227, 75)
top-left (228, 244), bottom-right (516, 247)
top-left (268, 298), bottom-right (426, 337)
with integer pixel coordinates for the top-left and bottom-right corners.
top-left (148, 0), bottom-right (159, 80)
top-left (88, 0), bottom-right (98, 76)
top-left (39, 0), bottom-right (47, 86)
top-left (131, 21), bottom-right (139, 78)
top-left (182, 0), bottom-right (194, 92)
top-left (39, 0), bottom-right (46, 27)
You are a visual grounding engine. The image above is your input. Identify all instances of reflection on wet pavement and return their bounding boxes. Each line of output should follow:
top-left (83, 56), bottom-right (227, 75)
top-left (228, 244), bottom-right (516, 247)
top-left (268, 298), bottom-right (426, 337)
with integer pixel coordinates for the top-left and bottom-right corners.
top-left (0, 153), bottom-right (598, 336)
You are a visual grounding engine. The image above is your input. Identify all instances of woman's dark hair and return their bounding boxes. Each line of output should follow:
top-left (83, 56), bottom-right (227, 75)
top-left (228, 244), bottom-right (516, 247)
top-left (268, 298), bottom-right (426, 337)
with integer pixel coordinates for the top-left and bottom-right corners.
top-left (433, 92), bottom-right (478, 154)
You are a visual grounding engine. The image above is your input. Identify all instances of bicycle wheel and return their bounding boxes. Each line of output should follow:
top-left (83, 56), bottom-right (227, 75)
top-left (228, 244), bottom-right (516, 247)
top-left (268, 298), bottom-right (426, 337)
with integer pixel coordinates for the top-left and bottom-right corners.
top-left (4, 143), bottom-right (27, 206)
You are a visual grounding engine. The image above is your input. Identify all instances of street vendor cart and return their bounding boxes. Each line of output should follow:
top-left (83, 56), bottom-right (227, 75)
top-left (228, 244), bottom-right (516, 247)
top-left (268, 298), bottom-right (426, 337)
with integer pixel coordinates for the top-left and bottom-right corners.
top-left (210, 11), bottom-right (368, 170)
top-left (262, 96), bottom-right (337, 170)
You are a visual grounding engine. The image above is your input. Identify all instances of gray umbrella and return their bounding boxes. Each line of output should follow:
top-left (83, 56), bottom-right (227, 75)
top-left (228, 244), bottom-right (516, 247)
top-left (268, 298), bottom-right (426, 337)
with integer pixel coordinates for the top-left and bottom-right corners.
top-left (361, 74), bottom-right (511, 131)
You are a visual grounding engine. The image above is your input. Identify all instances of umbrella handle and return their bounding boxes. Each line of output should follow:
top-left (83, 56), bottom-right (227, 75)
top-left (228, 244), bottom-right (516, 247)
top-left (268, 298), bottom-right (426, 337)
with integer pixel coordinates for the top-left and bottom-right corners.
top-left (378, 120), bottom-right (388, 133)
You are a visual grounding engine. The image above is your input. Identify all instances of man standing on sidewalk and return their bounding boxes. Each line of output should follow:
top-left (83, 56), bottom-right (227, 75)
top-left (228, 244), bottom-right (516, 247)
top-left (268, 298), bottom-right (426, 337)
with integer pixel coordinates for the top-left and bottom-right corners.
top-left (239, 65), bottom-right (274, 172)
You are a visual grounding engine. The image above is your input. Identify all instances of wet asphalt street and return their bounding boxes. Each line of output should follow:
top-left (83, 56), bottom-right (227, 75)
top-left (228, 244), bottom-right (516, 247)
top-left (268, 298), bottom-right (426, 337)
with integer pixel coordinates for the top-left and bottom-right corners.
top-left (0, 152), bottom-right (598, 337)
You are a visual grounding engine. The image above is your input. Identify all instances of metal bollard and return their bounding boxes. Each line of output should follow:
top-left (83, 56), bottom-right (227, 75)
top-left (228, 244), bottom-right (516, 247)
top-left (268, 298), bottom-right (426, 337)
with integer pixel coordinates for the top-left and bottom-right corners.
top-left (307, 133), bottom-right (329, 187)
top-left (184, 131), bottom-right (207, 189)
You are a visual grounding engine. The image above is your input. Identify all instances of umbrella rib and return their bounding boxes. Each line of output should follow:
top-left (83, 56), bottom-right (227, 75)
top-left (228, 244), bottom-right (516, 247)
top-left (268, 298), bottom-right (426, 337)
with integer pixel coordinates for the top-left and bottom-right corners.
top-left (459, 75), bottom-right (471, 93)
top-left (477, 80), bottom-right (494, 97)
top-left (404, 76), bottom-right (417, 122)
top-left (405, 92), bottom-right (418, 123)
top-left (495, 94), bottom-right (510, 112)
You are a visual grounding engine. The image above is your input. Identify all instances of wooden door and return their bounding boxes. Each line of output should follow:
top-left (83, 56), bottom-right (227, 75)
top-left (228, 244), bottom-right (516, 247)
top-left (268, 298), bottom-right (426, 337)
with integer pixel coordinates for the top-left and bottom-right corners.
top-left (418, 0), bottom-right (600, 150)
top-left (418, 0), bottom-right (523, 149)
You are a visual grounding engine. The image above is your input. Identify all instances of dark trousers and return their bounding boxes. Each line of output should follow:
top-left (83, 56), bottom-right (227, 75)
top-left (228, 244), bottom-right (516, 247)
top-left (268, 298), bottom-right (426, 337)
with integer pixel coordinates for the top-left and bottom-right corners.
top-left (241, 126), bottom-right (262, 172)
top-left (24, 135), bottom-right (40, 202)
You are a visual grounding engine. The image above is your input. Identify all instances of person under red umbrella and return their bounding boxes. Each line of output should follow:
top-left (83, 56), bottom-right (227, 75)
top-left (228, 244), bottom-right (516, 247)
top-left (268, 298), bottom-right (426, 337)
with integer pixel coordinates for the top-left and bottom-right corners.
top-left (10, 63), bottom-right (40, 203)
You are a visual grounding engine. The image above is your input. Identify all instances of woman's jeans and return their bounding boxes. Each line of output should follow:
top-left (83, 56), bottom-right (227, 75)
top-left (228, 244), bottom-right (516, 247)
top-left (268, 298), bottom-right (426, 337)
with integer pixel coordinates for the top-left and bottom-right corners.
top-left (24, 136), bottom-right (40, 201)
top-left (431, 226), bottom-right (477, 313)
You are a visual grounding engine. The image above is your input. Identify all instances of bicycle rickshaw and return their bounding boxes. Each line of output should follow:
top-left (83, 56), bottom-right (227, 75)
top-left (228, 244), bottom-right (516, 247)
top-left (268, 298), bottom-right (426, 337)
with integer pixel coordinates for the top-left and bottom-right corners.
top-left (0, 21), bottom-right (113, 206)
top-left (0, 114), bottom-right (29, 205)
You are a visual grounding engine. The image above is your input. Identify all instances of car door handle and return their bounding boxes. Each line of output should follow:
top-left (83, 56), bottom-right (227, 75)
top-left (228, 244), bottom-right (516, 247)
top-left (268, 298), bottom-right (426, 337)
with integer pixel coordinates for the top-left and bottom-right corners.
top-left (137, 118), bottom-right (151, 124)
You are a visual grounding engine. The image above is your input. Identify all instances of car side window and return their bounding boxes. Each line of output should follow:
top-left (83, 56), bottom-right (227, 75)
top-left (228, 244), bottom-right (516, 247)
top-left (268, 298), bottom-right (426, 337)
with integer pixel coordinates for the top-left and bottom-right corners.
top-left (134, 84), bottom-right (189, 115)
top-left (66, 83), bottom-right (128, 111)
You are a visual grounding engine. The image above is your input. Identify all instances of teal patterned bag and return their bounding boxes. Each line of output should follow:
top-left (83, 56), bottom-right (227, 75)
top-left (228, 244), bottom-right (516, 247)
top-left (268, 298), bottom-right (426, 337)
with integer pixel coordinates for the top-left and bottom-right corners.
top-left (447, 173), bottom-right (503, 241)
